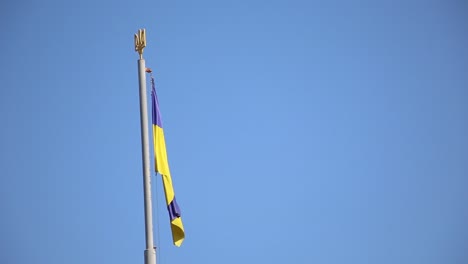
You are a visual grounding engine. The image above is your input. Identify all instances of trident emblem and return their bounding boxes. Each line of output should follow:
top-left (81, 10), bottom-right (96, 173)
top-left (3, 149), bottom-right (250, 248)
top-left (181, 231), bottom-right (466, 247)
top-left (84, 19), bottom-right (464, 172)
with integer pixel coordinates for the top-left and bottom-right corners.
top-left (134, 29), bottom-right (147, 59)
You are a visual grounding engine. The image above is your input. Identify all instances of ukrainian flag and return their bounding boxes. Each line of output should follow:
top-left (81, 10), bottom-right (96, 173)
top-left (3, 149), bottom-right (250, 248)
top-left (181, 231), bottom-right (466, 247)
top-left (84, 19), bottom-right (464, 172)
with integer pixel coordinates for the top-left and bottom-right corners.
top-left (151, 77), bottom-right (185, 247)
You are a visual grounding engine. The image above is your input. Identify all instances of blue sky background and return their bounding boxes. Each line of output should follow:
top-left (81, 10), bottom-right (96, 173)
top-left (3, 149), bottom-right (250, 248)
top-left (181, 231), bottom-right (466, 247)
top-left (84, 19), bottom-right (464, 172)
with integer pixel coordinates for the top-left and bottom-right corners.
top-left (1, 1), bottom-right (467, 263)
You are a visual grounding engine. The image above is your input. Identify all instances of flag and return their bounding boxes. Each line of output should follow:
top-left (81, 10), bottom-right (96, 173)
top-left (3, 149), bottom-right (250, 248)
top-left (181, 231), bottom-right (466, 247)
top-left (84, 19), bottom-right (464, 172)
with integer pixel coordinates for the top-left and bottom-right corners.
top-left (151, 76), bottom-right (185, 247)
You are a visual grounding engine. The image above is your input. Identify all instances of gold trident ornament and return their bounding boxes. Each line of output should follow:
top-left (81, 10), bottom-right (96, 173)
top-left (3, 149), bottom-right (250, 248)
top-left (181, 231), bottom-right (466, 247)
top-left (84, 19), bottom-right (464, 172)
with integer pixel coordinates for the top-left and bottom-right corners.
top-left (134, 29), bottom-right (147, 59)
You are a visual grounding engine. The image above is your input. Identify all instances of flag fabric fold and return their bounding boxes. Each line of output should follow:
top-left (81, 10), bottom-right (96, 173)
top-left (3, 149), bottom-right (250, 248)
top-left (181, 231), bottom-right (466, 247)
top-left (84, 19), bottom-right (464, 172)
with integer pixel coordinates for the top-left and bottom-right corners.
top-left (150, 76), bottom-right (185, 247)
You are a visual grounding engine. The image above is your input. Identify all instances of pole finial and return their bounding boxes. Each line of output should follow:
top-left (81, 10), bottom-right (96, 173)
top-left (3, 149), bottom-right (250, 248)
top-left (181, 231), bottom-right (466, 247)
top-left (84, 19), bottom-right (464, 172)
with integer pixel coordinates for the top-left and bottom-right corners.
top-left (134, 29), bottom-right (147, 59)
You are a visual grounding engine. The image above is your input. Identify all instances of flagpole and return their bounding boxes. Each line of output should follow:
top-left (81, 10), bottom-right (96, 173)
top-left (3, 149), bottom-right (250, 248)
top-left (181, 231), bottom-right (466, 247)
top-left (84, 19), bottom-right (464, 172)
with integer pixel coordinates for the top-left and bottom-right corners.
top-left (135, 28), bottom-right (156, 264)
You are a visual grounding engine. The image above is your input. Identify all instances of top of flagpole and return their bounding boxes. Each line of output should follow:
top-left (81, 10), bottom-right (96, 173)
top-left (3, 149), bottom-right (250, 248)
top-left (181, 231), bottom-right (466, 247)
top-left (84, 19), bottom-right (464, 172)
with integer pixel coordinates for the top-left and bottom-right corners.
top-left (134, 29), bottom-right (147, 60)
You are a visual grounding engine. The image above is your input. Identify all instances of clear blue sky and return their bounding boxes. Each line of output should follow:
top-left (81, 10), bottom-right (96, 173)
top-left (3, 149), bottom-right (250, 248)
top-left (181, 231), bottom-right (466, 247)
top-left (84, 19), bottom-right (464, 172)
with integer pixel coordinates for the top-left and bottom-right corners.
top-left (1, 1), bottom-right (467, 263)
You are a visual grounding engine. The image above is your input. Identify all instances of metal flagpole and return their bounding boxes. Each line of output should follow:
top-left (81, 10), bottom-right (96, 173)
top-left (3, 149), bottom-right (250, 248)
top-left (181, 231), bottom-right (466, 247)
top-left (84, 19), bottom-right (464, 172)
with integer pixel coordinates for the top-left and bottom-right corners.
top-left (134, 28), bottom-right (156, 264)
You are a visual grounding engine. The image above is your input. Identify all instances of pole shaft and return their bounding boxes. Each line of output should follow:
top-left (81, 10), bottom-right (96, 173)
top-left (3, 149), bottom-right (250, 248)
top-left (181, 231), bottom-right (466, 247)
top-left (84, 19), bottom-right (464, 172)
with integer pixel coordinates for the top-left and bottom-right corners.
top-left (137, 59), bottom-right (156, 264)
